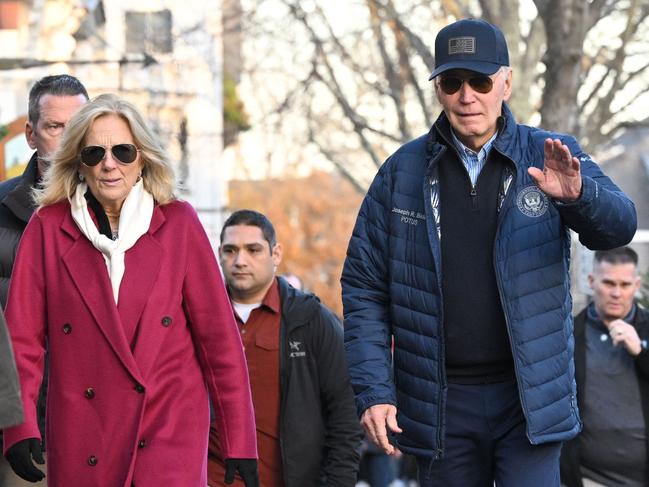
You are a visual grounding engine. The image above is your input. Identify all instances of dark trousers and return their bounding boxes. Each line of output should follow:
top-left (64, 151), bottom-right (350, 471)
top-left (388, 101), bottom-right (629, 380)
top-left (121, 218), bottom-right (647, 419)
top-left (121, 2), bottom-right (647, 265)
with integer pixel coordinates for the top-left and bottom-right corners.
top-left (417, 380), bottom-right (562, 487)
top-left (360, 449), bottom-right (398, 487)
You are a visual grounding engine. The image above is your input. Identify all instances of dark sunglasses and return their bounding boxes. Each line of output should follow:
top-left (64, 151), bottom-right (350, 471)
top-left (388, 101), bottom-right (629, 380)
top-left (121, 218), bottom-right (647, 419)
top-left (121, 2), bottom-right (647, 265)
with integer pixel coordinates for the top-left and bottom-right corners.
top-left (80, 144), bottom-right (139, 166)
top-left (439, 74), bottom-right (494, 95)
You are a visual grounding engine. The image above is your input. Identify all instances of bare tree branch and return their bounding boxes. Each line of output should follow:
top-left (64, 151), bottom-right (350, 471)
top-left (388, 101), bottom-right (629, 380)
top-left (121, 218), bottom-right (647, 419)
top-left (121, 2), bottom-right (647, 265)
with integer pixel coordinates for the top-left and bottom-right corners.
top-left (532, 0), bottom-right (551, 16)
top-left (609, 119), bottom-right (649, 134)
top-left (385, 2), bottom-right (433, 127)
top-left (306, 124), bottom-right (368, 194)
top-left (378, 0), bottom-right (436, 71)
top-left (311, 4), bottom-right (392, 98)
top-left (281, 0), bottom-right (399, 171)
top-left (478, 0), bottom-right (495, 23)
top-left (366, 0), bottom-right (411, 140)
top-left (584, 0), bottom-right (641, 146)
top-left (442, 0), bottom-right (469, 19)
top-left (586, 0), bottom-right (611, 31)
top-left (623, 58), bottom-right (649, 83)
top-left (579, 65), bottom-right (613, 115)
top-left (536, 0), bottom-right (588, 133)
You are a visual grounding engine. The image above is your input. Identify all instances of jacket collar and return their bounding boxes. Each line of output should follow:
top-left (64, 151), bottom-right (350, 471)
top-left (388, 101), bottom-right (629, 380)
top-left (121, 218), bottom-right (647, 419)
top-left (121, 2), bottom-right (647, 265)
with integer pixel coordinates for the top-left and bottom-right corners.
top-left (575, 302), bottom-right (646, 337)
top-left (277, 276), bottom-right (321, 333)
top-left (429, 102), bottom-right (516, 163)
top-left (586, 301), bottom-right (637, 330)
top-left (1, 152), bottom-right (39, 223)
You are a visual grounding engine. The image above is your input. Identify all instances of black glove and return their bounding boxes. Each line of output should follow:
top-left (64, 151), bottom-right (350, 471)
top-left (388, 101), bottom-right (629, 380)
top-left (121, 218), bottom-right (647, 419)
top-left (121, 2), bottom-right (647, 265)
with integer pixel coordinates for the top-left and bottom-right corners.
top-left (5, 437), bottom-right (46, 482)
top-left (224, 458), bottom-right (259, 487)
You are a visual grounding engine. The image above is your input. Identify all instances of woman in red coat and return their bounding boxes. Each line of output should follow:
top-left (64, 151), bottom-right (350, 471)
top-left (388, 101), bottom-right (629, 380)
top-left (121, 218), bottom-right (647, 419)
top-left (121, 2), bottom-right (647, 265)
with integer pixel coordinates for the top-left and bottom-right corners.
top-left (3, 94), bottom-right (258, 486)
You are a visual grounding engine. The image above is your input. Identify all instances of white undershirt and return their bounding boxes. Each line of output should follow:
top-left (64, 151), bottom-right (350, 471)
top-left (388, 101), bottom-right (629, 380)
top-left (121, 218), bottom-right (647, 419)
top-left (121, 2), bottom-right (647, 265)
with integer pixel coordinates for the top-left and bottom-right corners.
top-left (232, 301), bottom-right (262, 323)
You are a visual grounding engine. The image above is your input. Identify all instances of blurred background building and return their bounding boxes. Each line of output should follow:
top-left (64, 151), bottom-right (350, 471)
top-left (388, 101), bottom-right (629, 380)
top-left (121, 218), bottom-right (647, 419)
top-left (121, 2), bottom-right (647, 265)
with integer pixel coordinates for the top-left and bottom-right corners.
top-left (0, 0), bottom-right (228, 246)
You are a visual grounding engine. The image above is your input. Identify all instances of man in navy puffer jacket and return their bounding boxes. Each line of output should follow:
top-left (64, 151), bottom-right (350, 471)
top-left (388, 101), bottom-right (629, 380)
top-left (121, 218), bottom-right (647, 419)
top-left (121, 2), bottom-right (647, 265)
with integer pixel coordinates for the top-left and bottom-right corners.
top-left (342, 18), bottom-right (637, 487)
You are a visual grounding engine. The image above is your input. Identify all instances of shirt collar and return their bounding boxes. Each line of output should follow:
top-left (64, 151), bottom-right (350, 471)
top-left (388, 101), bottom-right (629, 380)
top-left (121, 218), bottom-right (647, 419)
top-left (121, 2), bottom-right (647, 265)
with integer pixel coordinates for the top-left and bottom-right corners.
top-left (586, 301), bottom-right (637, 328)
top-left (450, 128), bottom-right (498, 163)
top-left (260, 277), bottom-right (281, 314)
top-left (228, 277), bottom-right (281, 317)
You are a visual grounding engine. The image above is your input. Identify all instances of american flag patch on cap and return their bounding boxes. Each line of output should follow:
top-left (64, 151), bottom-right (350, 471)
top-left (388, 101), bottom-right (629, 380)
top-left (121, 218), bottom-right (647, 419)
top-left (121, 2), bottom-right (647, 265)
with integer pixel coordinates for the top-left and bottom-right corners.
top-left (449, 37), bottom-right (475, 55)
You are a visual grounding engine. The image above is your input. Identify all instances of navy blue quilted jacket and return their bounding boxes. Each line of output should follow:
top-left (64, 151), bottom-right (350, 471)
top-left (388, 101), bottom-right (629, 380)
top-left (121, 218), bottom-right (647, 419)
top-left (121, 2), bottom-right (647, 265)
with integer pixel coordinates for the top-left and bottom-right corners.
top-left (342, 104), bottom-right (637, 459)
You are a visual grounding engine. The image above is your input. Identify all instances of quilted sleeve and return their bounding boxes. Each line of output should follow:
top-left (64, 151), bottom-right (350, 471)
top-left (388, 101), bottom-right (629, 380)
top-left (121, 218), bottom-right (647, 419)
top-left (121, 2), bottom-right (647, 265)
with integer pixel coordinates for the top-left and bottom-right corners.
top-left (341, 161), bottom-right (397, 416)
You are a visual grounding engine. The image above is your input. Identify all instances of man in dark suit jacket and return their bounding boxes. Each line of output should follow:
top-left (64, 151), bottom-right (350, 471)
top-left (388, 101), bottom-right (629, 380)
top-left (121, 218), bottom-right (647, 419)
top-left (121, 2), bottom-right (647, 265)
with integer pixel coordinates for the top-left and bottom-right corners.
top-left (561, 247), bottom-right (649, 487)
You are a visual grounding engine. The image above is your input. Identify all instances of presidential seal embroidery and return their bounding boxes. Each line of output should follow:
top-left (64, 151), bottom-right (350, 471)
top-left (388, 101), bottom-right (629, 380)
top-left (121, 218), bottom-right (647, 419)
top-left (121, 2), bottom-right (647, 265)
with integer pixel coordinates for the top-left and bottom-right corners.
top-left (516, 185), bottom-right (548, 218)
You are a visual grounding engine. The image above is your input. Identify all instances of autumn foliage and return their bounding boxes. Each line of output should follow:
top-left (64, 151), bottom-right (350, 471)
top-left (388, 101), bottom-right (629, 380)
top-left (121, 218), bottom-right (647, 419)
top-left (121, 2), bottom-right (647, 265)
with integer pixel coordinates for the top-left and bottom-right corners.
top-left (227, 170), bottom-right (363, 316)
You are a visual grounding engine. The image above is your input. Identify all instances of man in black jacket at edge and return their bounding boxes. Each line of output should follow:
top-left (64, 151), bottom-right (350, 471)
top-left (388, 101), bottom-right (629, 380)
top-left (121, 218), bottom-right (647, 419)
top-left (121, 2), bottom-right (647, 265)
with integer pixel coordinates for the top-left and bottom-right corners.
top-left (0, 74), bottom-right (88, 486)
top-left (561, 247), bottom-right (649, 487)
top-left (208, 209), bottom-right (362, 487)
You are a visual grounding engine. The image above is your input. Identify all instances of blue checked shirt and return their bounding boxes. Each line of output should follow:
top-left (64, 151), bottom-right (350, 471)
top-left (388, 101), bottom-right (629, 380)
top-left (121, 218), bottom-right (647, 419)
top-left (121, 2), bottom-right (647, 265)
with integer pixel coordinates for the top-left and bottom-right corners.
top-left (450, 130), bottom-right (498, 187)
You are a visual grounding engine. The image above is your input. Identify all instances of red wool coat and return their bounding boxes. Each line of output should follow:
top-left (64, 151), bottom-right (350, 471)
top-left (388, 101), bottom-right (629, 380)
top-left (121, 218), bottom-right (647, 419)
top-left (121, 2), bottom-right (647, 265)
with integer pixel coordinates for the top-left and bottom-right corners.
top-left (3, 199), bottom-right (257, 487)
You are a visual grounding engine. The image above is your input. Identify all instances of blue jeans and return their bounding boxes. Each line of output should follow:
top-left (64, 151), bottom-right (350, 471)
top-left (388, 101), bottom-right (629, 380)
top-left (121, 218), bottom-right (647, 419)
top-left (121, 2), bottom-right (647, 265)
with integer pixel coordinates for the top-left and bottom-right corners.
top-left (417, 380), bottom-right (562, 487)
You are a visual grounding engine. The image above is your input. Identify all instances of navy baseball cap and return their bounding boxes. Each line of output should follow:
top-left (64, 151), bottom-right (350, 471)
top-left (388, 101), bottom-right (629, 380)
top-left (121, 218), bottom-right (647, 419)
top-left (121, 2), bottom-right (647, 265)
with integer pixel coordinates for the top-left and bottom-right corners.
top-left (429, 19), bottom-right (509, 80)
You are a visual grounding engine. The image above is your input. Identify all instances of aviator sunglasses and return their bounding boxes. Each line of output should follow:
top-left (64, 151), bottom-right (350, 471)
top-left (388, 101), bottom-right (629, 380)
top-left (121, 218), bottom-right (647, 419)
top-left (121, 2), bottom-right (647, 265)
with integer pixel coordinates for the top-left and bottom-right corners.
top-left (80, 143), bottom-right (139, 166)
top-left (439, 74), bottom-right (495, 95)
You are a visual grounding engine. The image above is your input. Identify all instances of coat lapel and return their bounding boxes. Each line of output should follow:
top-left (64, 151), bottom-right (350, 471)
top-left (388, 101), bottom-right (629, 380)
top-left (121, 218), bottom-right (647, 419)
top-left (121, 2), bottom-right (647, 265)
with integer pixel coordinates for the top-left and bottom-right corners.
top-left (61, 211), bottom-right (145, 384)
top-left (118, 234), bottom-right (163, 346)
top-left (125, 208), bottom-right (168, 380)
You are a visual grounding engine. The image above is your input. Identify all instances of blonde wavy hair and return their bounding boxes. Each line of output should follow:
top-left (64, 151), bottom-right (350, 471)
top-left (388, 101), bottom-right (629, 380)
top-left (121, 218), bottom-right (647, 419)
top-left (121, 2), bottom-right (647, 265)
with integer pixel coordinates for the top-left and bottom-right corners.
top-left (35, 93), bottom-right (176, 207)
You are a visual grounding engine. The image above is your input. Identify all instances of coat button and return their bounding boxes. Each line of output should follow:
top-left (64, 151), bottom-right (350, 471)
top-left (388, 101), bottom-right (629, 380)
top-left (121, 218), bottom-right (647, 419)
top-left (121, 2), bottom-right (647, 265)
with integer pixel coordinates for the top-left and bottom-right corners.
top-left (84, 388), bottom-right (95, 399)
top-left (87, 455), bottom-right (97, 466)
top-left (62, 324), bottom-right (72, 334)
top-left (134, 384), bottom-right (145, 393)
top-left (161, 316), bottom-right (172, 327)
top-left (138, 439), bottom-right (146, 449)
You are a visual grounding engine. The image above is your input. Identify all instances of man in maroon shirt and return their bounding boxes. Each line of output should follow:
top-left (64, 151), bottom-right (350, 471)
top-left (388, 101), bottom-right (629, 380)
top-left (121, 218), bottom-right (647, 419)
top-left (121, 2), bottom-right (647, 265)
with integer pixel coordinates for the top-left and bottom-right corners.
top-left (208, 210), bottom-right (362, 487)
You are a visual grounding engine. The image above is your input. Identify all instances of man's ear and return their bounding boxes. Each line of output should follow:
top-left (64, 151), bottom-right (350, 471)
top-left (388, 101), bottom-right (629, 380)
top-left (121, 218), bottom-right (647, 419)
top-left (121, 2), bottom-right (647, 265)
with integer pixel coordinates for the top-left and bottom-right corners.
top-left (433, 79), bottom-right (442, 103)
top-left (502, 69), bottom-right (513, 102)
top-left (25, 121), bottom-right (37, 150)
top-left (272, 243), bottom-right (283, 269)
top-left (587, 273), bottom-right (595, 290)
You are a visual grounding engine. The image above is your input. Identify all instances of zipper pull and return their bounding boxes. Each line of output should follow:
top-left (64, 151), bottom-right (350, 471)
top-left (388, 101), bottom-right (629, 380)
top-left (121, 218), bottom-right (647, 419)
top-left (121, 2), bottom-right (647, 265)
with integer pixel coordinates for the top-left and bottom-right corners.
top-left (470, 187), bottom-right (478, 210)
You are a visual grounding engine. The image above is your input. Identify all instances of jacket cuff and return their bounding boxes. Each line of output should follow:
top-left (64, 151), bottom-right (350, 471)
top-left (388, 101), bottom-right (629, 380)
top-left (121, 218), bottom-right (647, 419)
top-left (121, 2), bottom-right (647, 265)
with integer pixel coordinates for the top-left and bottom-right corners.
top-left (2, 423), bottom-right (41, 456)
top-left (635, 341), bottom-right (649, 359)
top-left (357, 395), bottom-right (397, 418)
top-left (553, 176), bottom-right (595, 208)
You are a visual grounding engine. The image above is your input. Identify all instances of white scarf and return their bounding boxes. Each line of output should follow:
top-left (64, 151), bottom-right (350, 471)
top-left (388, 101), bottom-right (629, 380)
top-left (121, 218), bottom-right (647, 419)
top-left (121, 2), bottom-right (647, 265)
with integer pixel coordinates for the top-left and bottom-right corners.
top-left (70, 180), bottom-right (154, 304)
